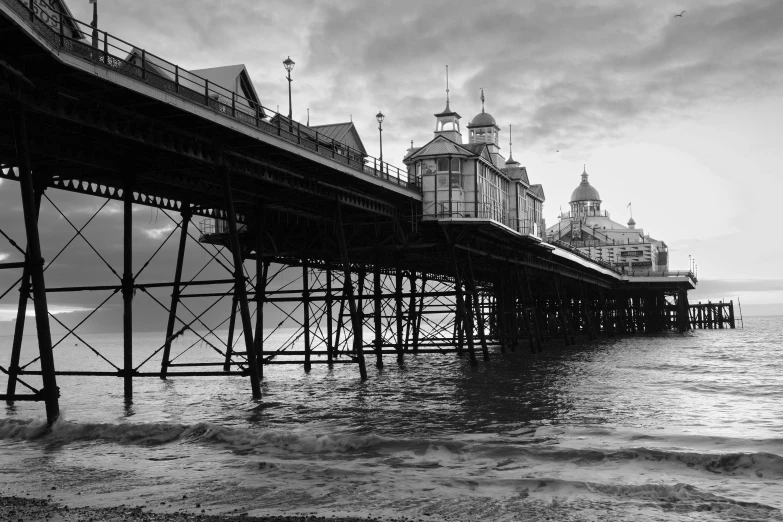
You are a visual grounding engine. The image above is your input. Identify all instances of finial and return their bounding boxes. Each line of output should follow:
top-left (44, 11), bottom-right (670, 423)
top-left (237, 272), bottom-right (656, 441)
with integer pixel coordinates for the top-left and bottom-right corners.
top-left (307, 108), bottom-right (310, 126)
top-left (508, 124), bottom-right (514, 161)
top-left (445, 65), bottom-right (450, 110)
top-left (350, 114), bottom-right (352, 122)
top-left (480, 87), bottom-right (485, 113)
top-left (411, 140), bottom-right (414, 149)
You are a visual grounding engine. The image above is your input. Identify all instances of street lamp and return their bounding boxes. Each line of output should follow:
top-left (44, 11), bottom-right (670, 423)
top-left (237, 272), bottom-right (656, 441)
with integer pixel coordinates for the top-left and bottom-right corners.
top-left (283, 56), bottom-right (295, 121)
top-left (376, 111), bottom-right (384, 169)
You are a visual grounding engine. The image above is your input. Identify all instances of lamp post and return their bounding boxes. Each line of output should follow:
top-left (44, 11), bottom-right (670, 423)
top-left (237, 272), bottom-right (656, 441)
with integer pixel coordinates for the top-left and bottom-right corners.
top-left (283, 56), bottom-right (295, 121)
top-left (376, 111), bottom-right (384, 173)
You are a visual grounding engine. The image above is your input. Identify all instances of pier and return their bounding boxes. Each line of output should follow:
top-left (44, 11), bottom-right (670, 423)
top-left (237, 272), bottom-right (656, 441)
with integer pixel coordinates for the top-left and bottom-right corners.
top-left (1, 0), bottom-right (704, 425)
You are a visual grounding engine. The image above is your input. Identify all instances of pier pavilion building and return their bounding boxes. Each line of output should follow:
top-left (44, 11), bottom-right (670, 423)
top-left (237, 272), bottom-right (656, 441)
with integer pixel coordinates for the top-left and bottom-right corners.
top-left (545, 168), bottom-right (669, 273)
top-left (403, 97), bottom-right (546, 238)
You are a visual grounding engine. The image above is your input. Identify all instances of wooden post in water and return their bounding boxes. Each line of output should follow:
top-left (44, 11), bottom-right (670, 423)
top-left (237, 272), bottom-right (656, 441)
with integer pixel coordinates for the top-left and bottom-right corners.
top-left (729, 300), bottom-right (736, 329)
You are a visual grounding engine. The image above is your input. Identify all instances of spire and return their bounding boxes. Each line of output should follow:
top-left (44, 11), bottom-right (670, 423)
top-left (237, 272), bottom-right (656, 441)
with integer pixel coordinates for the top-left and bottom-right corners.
top-left (307, 108), bottom-right (310, 126)
top-left (480, 87), bottom-right (485, 113)
top-left (508, 124), bottom-right (513, 161)
top-left (582, 164), bottom-right (588, 183)
top-left (445, 65), bottom-right (450, 112)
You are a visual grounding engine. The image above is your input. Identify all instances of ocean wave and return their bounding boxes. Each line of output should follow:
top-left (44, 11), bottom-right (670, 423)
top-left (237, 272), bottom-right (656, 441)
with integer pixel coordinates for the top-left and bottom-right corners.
top-left (2, 417), bottom-right (782, 481)
top-left (0, 417), bottom-right (403, 454)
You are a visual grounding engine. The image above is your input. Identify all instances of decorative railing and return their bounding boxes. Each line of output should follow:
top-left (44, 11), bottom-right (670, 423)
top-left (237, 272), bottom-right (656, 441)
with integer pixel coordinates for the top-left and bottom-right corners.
top-left (621, 269), bottom-right (697, 282)
top-left (2, 0), bottom-right (420, 193)
top-left (548, 239), bottom-right (622, 274)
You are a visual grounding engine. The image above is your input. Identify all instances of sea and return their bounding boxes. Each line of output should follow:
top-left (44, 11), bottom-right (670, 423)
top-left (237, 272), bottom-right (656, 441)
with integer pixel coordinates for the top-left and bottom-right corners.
top-left (0, 317), bottom-right (781, 521)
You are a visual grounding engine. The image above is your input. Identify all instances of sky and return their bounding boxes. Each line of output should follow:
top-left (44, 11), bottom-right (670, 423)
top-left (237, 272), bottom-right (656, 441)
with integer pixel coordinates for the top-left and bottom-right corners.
top-left (2, 0), bottom-right (783, 329)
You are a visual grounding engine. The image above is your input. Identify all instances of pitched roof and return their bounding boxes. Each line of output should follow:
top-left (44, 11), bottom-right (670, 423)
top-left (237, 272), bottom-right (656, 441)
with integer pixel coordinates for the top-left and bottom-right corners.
top-left (125, 48), bottom-right (176, 80)
top-left (504, 166), bottom-right (529, 185)
top-left (310, 122), bottom-right (367, 155)
top-left (404, 147), bottom-right (422, 160)
top-left (406, 136), bottom-right (475, 161)
top-left (529, 184), bottom-right (545, 201)
top-left (188, 64), bottom-right (260, 104)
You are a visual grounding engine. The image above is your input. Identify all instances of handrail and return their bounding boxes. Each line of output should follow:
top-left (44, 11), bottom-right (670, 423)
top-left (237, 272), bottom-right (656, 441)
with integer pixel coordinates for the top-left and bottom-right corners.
top-left (1, 0), bottom-right (421, 194)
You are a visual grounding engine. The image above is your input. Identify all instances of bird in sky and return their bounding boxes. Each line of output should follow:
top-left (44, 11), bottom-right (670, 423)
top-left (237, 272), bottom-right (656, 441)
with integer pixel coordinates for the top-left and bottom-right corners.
top-left (674, 10), bottom-right (686, 17)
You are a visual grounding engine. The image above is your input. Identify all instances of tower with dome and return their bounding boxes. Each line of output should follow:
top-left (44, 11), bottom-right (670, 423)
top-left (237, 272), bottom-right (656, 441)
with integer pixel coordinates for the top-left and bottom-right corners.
top-left (404, 87), bottom-right (546, 238)
top-left (546, 167), bottom-right (669, 272)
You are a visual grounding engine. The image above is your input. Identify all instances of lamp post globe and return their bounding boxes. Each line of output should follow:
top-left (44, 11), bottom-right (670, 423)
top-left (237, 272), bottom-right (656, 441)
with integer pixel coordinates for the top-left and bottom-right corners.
top-left (376, 111), bottom-right (384, 165)
top-left (283, 56), bottom-right (295, 120)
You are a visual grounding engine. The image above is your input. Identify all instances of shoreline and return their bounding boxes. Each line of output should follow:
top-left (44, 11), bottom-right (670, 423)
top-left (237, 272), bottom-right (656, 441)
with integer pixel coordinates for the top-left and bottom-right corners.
top-left (0, 495), bottom-right (407, 522)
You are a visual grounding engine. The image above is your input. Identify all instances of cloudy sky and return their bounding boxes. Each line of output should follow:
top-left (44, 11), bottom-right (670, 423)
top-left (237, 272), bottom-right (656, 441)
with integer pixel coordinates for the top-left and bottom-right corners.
top-left (2, 0), bottom-right (783, 326)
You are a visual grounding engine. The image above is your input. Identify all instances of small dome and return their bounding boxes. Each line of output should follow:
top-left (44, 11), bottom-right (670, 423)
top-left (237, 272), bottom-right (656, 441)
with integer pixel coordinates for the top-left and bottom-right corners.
top-left (627, 217), bottom-right (636, 227)
top-left (570, 168), bottom-right (601, 203)
top-left (469, 112), bottom-right (497, 127)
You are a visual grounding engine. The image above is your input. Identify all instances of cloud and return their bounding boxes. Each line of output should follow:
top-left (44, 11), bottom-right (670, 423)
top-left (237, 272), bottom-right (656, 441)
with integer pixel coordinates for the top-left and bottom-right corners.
top-left (142, 224), bottom-right (176, 240)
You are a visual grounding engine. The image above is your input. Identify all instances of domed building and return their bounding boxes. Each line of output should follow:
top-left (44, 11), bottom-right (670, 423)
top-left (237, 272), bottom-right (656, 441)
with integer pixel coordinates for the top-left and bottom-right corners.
top-left (404, 85), bottom-right (546, 238)
top-left (546, 168), bottom-right (669, 272)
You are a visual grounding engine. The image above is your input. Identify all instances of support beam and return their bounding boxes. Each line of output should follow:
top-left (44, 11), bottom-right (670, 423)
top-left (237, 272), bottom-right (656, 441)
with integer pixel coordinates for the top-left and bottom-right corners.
top-left (123, 175), bottom-right (134, 401)
top-left (335, 203), bottom-right (367, 380)
top-left (6, 190), bottom-right (41, 402)
top-left (161, 204), bottom-right (190, 379)
top-left (326, 261), bottom-right (333, 364)
top-left (12, 108), bottom-right (59, 424)
top-left (222, 166), bottom-right (261, 398)
top-left (303, 258), bottom-right (311, 372)
top-left (395, 262), bottom-right (404, 364)
top-left (373, 258), bottom-right (383, 369)
top-left (223, 296), bottom-right (238, 371)
top-left (254, 220), bottom-right (267, 378)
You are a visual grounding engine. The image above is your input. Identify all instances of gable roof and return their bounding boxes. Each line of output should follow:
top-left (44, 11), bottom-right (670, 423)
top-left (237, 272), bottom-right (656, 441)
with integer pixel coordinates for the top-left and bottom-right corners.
top-left (188, 64), bottom-right (260, 105)
top-left (504, 166), bottom-right (530, 185)
top-left (125, 48), bottom-right (175, 80)
top-left (310, 122), bottom-right (367, 155)
top-left (406, 135), bottom-right (475, 161)
top-left (529, 184), bottom-right (545, 201)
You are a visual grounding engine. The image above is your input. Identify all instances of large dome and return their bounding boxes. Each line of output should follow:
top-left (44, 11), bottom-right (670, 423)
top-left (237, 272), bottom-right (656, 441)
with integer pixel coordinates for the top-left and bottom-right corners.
top-left (468, 112), bottom-right (497, 127)
top-left (570, 168), bottom-right (601, 203)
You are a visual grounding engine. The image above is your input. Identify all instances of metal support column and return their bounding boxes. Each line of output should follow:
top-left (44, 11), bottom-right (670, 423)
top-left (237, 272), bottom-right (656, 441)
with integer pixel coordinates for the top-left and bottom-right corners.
top-left (335, 203), bottom-right (367, 380)
top-left (122, 175), bottom-right (134, 401)
top-left (373, 259), bottom-right (383, 369)
top-left (221, 166), bottom-right (261, 398)
top-left (326, 261), bottom-right (334, 364)
top-left (161, 204), bottom-right (190, 379)
top-left (223, 296), bottom-right (237, 371)
top-left (254, 216), bottom-right (267, 379)
top-left (303, 258), bottom-right (311, 372)
top-left (13, 108), bottom-right (58, 423)
top-left (6, 189), bottom-right (41, 401)
top-left (395, 262), bottom-right (404, 364)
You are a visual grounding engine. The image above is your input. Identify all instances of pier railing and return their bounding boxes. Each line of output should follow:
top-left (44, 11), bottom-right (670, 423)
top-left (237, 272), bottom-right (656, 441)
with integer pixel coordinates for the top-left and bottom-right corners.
top-left (2, 0), bottom-right (419, 193)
